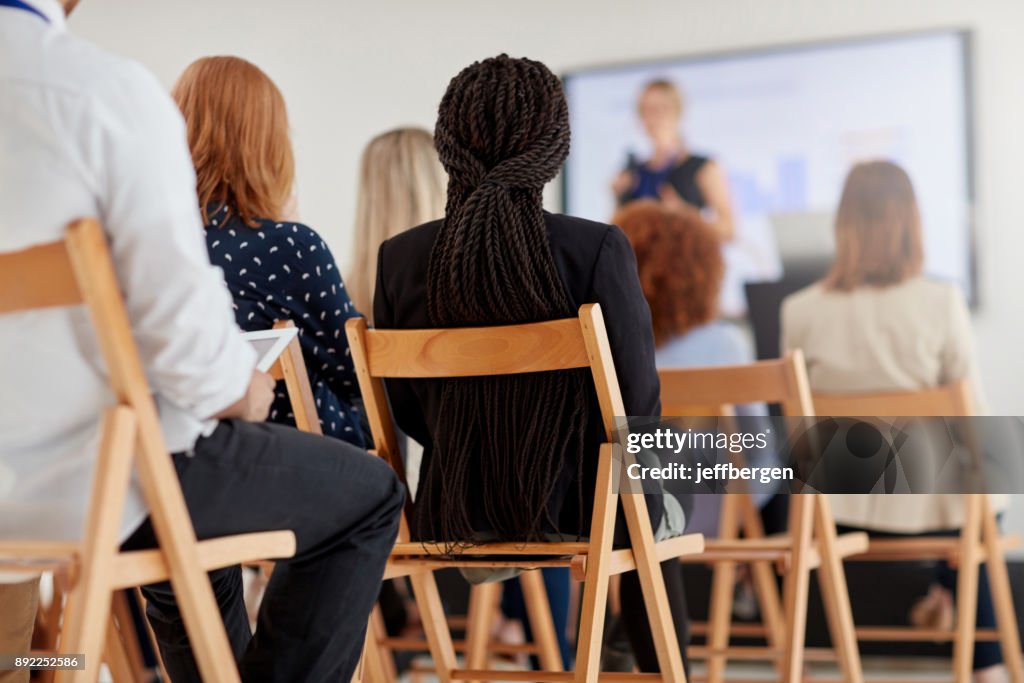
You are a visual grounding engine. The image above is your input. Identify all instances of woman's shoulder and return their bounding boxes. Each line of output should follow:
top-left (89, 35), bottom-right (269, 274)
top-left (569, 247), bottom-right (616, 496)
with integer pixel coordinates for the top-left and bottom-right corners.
top-left (544, 214), bottom-right (630, 288)
top-left (660, 321), bottom-right (752, 366)
top-left (546, 211), bottom-right (614, 231)
top-left (899, 275), bottom-right (963, 301)
top-left (381, 218), bottom-right (444, 256)
top-left (546, 212), bottom-right (621, 249)
top-left (671, 153), bottom-right (711, 174)
top-left (205, 210), bottom-right (326, 250)
top-left (781, 281), bottom-right (828, 314)
top-left (706, 320), bottom-right (753, 358)
top-left (656, 324), bottom-right (741, 369)
top-left (253, 218), bottom-right (326, 247)
top-left (379, 213), bottom-right (624, 286)
top-left (383, 213), bottom-right (615, 248)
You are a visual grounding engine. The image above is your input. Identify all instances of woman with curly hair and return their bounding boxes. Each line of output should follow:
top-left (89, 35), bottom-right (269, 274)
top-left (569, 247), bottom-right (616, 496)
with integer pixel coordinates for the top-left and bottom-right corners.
top-left (612, 199), bottom-right (777, 646)
top-left (614, 200), bottom-right (779, 532)
top-left (614, 199), bottom-right (752, 372)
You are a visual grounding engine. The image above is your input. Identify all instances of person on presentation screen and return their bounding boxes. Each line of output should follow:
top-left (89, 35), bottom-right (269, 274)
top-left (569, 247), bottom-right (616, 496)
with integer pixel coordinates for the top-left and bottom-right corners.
top-left (612, 79), bottom-right (735, 242)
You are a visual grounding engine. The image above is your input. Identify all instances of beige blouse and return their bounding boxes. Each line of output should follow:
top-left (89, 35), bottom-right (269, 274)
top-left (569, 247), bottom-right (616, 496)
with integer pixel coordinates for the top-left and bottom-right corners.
top-left (781, 276), bottom-right (997, 532)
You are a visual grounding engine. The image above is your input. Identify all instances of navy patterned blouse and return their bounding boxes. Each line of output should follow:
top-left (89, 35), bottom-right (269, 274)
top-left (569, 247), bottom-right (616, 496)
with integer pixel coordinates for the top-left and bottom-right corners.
top-left (204, 204), bottom-right (366, 446)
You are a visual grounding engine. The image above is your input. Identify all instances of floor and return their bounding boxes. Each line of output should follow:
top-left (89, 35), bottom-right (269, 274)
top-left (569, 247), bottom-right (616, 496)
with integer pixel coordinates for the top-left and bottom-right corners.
top-left (393, 655), bottom-right (956, 682)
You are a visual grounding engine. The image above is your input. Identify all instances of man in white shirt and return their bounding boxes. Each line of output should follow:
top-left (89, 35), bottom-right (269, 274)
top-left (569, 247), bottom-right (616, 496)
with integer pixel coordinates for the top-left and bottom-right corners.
top-left (0, 1), bottom-right (402, 680)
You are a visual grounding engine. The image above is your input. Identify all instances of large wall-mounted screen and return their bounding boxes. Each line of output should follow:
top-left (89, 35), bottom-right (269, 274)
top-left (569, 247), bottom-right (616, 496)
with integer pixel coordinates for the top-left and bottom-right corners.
top-left (563, 31), bottom-right (974, 314)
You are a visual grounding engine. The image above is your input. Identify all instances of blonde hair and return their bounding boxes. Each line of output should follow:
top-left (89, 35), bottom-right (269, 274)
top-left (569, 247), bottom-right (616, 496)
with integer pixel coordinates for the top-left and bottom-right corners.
top-left (172, 56), bottom-right (295, 227)
top-left (349, 128), bottom-right (446, 320)
top-left (824, 160), bottom-right (924, 291)
top-left (640, 79), bottom-right (684, 116)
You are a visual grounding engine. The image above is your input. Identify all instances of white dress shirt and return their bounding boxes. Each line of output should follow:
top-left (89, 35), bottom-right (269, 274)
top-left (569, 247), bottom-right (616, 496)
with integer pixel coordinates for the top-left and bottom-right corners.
top-left (0, 0), bottom-right (257, 542)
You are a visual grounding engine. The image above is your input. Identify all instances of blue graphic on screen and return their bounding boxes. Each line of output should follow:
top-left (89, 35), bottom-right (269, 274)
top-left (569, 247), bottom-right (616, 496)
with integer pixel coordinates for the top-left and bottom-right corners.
top-left (731, 157), bottom-right (809, 215)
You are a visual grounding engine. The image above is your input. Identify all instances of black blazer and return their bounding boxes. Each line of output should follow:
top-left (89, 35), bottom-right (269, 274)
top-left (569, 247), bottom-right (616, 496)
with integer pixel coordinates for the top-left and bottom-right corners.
top-left (374, 212), bottom-right (663, 538)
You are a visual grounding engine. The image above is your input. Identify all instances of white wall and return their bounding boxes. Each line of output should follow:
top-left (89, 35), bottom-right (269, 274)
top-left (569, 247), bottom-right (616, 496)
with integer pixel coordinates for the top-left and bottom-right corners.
top-left (70, 0), bottom-right (1024, 414)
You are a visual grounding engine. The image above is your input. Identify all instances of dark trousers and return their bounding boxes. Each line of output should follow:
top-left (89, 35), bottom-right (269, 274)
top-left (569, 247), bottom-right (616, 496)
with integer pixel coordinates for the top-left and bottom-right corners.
top-left (620, 559), bottom-right (690, 673)
top-left (122, 420), bottom-right (404, 683)
top-left (609, 492), bottom-right (692, 674)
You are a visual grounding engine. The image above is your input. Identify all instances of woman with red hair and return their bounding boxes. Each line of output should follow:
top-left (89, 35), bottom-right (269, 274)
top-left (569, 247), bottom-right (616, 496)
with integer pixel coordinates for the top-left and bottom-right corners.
top-left (614, 199), bottom-right (753, 376)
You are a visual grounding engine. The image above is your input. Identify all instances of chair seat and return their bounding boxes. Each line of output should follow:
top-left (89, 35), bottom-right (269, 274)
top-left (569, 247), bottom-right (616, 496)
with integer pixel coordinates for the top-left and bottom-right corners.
top-left (112, 531), bottom-right (296, 588)
top-left (0, 531), bottom-right (296, 589)
top-left (0, 540), bottom-right (80, 573)
top-left (448, 670), bottom-right (670, 681)
top-left (391, 541), bottom-right (590, 556)
top-left (849, 533), bottom-right (1020, 562)
top-left (386, 534), bottom-right (706, 582)
top-left (682, 531), bottom-right (869, 569)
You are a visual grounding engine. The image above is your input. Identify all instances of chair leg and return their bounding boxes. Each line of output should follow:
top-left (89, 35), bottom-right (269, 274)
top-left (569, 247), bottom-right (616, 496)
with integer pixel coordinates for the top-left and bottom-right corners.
top-left (981, 498), bottom-right (1024, 683)
top-left (619, 493), bottom-right (687, 681)
top-left (738, 495), bottom-right (786, 656)
top-left (779, 495), bottom-right (814, 683)
top-left (574, 444), bottom-right (619, 683)
top-left (520, 570), bottom-right (564, 672)
top-left (134, 588), bottom-right (170, 683)
top-left (103, 614), bottom-right (138, 683)
top-left (812, 496), bottom-right (863, 683)
top-left (59, 409), bottom-right (138, 683)
top-left (706, 494), bottom-right (743, 683)
top-left (367, 606), bottom-right (397, 683)
top-left (36, 572), bottom-right (64, 683)
top-left (363, 608), bottom-right (397, 683)
top-left (350, 616), bottom-right (378, 683)
top-left (953, 495), bottom-right (983, 683)
top-left (409, 571), bottom-right (457, 683)
top-left (465, 581), bottom-right (501, 682)
top-left (111, 591), bottom-right (148, 682)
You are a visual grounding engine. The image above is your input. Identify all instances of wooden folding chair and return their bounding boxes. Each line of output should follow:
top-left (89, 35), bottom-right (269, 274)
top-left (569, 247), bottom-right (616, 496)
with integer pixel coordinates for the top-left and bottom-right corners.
top-left (658, 351), bottom-right (868, 683)
top-left (814, 380), bottom-right (1024, 683)
top-left (346, 304), bottom-right (706, 683)
top-left (268, 319), bottom-right (323, 435)
top-left (368, 569), bottom-right (565, 682)
top-left (0, 218), bottom-right (296, 683)
top-left (122, 319), bottom-right (322, 683)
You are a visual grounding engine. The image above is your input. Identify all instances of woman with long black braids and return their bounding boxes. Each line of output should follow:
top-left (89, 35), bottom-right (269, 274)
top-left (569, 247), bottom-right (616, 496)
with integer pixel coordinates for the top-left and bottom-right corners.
top-left (374, 54), bottom-right (690, 672)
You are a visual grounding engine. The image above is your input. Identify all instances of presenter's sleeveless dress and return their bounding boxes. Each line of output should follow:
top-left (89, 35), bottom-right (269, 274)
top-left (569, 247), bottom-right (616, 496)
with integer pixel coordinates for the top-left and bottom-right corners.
top-left (620, 153), bottom-right (709, 208)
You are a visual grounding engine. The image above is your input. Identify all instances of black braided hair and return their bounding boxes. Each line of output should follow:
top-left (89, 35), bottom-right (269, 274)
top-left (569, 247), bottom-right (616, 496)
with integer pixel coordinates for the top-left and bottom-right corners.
top-left (420, 55), bottom-right (590, 545)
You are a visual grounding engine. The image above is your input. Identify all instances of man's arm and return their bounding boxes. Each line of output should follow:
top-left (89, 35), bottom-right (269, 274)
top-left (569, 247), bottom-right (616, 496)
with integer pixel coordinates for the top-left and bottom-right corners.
top-left (92, 62), bottom-right (257, 419)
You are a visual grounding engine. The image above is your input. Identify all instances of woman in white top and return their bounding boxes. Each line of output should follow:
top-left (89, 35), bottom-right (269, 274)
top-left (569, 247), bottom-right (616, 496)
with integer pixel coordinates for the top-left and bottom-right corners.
top-left (781, 161), bottom-right (1003, 682)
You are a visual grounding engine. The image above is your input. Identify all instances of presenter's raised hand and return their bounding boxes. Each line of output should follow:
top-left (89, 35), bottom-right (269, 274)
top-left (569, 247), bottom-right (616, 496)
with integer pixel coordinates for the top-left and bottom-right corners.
top-left (611, 170), bottom-right (636, 198)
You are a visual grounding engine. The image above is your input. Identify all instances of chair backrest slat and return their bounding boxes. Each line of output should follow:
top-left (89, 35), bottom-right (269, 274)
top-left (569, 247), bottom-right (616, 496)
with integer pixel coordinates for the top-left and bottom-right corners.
top-left (362, 317), bottom-right (590, 378)
top-left (658, 351), bottom-right (815, 417)
top-left (345, 303), bottom-right (626, 519)
top-left (812, 379), bottom-right (974, 417)
top-left (269, 320), bottom-right (323, 435)
top-left (0, 239), bottom-right (82, 314)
